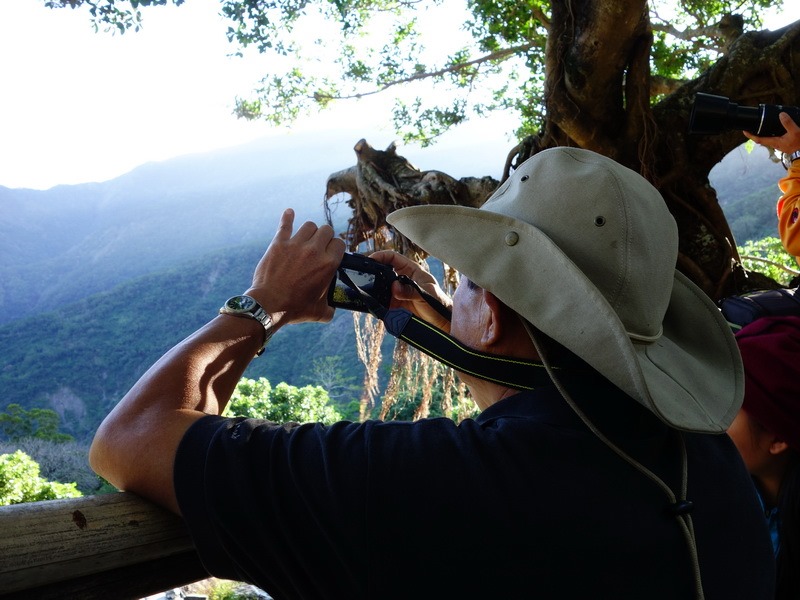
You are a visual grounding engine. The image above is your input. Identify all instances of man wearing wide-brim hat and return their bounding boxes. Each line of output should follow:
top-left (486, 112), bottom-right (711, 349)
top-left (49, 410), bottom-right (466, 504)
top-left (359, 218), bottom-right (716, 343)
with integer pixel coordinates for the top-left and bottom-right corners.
top-left (91, 147), bottom-right (775, 600)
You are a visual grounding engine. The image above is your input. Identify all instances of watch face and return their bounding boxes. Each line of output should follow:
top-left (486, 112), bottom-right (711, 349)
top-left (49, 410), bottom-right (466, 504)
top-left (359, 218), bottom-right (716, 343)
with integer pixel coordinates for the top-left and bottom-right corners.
top-left (226, 295), bottom-right (257, 312)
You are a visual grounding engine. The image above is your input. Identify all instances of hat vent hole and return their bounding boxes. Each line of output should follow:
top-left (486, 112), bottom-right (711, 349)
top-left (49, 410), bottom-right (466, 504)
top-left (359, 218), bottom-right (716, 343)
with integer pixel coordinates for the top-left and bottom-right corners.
top-left (520, 175), bottom-right (529, 182)
top-left (594, 216), bottom-right (606, 227)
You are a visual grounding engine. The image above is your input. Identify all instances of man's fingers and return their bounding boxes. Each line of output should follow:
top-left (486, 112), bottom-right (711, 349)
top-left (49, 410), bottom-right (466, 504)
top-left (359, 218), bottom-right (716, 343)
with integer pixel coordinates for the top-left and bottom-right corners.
top-left (272, 209), bottom-right (296, 242)
top-left (326, 235), bottom-right (346, 258)
top-left (313, 223), bottom-right (334, 244)
top-left (370, 250), bottom-right (417, 275)
top-left (294, 223), bottom-right (345, 261)
top-left (391, 279), bottom-right (422, 301)
top-left (294, 220), bottom-right (320, 241)
top-left (779, 112), bottom-right (799, 132)
top-left (744, 131), bottom-right (771, 145)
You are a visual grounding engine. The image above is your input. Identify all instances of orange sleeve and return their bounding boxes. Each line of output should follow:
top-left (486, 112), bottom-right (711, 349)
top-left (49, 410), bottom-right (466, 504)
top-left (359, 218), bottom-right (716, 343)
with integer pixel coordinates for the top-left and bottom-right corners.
top-left (777, 163), bottom-right (800, 265)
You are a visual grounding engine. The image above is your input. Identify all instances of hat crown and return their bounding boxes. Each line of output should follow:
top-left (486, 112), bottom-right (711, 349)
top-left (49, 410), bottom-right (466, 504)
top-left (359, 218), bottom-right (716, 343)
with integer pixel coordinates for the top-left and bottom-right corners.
top-left (485, 148), bottom-right (677, 339)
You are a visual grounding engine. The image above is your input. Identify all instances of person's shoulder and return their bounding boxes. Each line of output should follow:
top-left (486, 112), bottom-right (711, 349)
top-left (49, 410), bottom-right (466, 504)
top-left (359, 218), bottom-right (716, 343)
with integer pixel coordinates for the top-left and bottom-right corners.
top-left (683, 430), bottom-right (758, 496)
top-left (683, 428), bottom-right (739, 457)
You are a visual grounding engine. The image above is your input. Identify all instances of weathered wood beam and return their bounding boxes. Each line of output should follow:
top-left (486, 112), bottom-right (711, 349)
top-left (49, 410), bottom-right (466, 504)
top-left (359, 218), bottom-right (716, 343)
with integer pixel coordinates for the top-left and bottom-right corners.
top-left (0, 493), bottom-right (207, 600)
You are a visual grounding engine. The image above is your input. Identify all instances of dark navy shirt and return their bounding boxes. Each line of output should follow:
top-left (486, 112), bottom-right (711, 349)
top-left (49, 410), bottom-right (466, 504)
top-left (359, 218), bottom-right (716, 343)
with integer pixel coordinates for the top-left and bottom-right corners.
top-left (175, 374), bottom-right (775, 599)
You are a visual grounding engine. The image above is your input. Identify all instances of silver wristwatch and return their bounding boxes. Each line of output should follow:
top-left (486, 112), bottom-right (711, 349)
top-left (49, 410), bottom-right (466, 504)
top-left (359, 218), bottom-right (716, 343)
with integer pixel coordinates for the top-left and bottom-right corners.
top-left (219, 295), bottom-right (274, 356)
top-left (781, 149), bottom-right (800, 169)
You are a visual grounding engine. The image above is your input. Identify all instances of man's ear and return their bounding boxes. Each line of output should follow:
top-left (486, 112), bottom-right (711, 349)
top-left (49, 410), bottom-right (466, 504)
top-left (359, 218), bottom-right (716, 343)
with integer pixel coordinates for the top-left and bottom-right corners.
top-left (481, 290), bottom-right (542, 360)
top-left (768, 438), bottom-right (791, 456)
top-left (480, 290), bottom-right (507, 347)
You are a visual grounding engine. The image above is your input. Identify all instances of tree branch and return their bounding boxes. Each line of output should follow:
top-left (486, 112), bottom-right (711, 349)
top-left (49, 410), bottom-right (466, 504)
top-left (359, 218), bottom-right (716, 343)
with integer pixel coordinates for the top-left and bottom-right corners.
top-left (651, 22), bottom-right (720, 43)
top-left (313, 44), bottom-right (535, 101)
top-left (651, 74), bottom-right (687, 95)
top-left (740, 255), bottom-right (800, 275)
top-left (651, 13), bottom-right (744, 50)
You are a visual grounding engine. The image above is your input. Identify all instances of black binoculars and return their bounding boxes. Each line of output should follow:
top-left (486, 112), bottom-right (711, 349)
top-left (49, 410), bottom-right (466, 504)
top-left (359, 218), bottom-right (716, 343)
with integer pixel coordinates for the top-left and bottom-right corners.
top-left (689, 92), bottom-right (800, 137)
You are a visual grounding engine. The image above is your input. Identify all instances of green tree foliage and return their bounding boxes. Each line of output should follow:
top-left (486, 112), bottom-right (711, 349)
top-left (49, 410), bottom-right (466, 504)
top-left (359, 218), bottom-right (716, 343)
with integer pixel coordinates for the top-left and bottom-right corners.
top-left (206, 579), bottom-right (266, 600)
top-left (0, 450), bottom-right (82, 506)
top-left (379, 387), bottom-right (448, 422)
top-left (0, 438), bottom-right (112, 495)
top-left (223, 0), bottom-right (781, 143)
top-left (44, 0), bottom-right (184, 34)
top-left (223, 377), bottom-right (343, 424)
top-left (0, 404), bottom-right (73, 443)
top-left (303, 355), bottom-right (361, 405)
top-left (171, 577), bottom-right (269, 600)
top-left (46, 0), bottom-right (784, 144)
top-left (0, 241), bottom-right (378, 440)
top-left (647, 0), bottom-right (773, 84)
top-left (737, 237), bottom-right (800, 287)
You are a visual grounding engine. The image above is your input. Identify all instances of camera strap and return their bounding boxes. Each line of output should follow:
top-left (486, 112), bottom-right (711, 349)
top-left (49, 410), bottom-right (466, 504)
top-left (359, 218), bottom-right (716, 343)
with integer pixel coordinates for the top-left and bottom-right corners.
top-left (337, 270), bottom-right (556, 389)
top-left (383, 308), bottom-right (558, 389)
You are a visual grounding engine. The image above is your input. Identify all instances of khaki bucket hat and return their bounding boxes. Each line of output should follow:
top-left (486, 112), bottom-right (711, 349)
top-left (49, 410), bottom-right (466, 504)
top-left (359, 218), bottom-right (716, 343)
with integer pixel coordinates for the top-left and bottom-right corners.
top-left (387, 147), bottom-right (743, 433)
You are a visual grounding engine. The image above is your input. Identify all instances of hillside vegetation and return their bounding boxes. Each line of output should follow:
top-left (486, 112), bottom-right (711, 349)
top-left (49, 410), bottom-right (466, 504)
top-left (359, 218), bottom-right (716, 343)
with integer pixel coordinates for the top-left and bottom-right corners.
top-left (0, 242), bottom-right (398, 440)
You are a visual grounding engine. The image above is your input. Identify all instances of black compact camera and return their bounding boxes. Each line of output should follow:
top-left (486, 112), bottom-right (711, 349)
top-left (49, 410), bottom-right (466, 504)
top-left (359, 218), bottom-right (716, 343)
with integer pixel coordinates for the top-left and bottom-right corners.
top-left (328, 252), bottom-right (399, 313)
top-left (689, 92), bottom-right (800, 136)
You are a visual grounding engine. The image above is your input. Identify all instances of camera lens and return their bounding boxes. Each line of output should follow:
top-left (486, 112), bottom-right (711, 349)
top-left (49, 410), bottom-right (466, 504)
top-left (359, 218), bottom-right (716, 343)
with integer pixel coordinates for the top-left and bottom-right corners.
top-left (689, 93), bottom-right (763, 134)
top-left (689, 92), bottom-right (800, 136)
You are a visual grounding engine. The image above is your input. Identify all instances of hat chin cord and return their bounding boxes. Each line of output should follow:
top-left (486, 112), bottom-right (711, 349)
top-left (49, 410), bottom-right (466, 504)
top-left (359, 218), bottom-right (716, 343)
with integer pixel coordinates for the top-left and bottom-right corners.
top-left (522, 321), bottom-right (705, 600)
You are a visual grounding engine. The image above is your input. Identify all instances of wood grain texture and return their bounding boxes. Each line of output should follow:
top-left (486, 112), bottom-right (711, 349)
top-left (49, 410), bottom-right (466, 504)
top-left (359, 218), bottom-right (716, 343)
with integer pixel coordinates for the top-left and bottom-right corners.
top-left (0, 493), bottom-right (207, 599)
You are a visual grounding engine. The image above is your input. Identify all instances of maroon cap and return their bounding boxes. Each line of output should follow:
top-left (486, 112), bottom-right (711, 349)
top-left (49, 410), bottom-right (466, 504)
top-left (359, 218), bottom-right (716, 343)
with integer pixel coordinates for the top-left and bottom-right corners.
top-left (735, 315), bottom-right (800, 451)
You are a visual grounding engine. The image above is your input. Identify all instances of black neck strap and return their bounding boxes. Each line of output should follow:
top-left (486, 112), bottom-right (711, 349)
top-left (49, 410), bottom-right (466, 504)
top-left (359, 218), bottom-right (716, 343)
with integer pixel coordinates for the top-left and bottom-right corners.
top-left (382, 308), bottom-right (560, 390)
top-left (338, 269), bottom-right (580, 389)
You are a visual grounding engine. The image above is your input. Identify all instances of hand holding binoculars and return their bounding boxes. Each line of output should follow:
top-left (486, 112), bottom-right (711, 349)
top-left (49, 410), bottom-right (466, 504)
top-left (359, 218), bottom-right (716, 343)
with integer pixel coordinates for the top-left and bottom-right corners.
top-left (689, 92), bottom-right (800, 137)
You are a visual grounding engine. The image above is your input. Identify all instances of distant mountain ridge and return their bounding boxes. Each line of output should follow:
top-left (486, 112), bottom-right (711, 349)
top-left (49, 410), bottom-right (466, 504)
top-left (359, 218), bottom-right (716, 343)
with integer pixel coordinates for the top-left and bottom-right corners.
top-left (0, 133), bottom-right (786, 440)
top-left (709, 144), bottom-right (786, 243)
top-left (0, 133), bottom-right (347, 326)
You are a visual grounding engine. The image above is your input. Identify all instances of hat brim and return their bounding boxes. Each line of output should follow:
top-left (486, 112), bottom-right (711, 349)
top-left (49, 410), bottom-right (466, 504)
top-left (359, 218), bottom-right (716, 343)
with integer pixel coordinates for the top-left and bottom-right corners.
top-left (387, 205), bottom-right (743, 432)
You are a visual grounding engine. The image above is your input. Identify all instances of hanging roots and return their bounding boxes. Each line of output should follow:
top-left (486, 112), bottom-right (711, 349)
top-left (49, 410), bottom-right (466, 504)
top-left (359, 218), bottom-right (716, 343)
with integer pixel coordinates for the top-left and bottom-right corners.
top-left (354, 312), bottom-right (386, 421)
top-left (350, 257), bottom-right (477, 422)
top-left (379, 342), bottom-right (410, 420)
top-left (325, 139), bottom-right (489, 422)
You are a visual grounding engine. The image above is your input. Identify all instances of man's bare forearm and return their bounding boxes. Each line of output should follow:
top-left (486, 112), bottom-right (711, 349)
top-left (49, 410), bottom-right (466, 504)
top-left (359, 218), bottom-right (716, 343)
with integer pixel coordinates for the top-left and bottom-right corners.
top-left (89, 208), bottom-right (346, 513)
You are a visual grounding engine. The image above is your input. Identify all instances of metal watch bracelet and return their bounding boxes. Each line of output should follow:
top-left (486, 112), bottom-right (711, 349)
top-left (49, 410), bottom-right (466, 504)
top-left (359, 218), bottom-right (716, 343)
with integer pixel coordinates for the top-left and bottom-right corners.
top-left (782, 149), bottom-right (800, 169)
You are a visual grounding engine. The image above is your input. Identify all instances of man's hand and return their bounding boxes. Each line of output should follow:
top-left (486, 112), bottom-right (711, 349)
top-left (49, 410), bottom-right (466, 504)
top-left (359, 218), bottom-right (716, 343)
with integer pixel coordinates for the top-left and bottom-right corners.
top-left (369, 250), bottom-right (453, 332)
top-left (744, 112), bottom-right (800, 155)
top-left (245, 208), bottom-right (346, 328)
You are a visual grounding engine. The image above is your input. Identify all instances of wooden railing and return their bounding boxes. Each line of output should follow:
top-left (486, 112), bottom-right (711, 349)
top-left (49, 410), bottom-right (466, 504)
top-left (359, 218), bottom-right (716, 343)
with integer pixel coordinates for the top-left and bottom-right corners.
top-left (0, 493), bottom-right (207, 600)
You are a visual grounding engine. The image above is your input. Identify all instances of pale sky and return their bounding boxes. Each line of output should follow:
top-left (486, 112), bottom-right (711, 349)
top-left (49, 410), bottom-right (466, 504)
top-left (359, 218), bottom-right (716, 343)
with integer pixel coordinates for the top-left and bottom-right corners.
top-left (0, 0), bottom-right (798, 190)
top-left (0, 0), bottom-right (301, 189)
